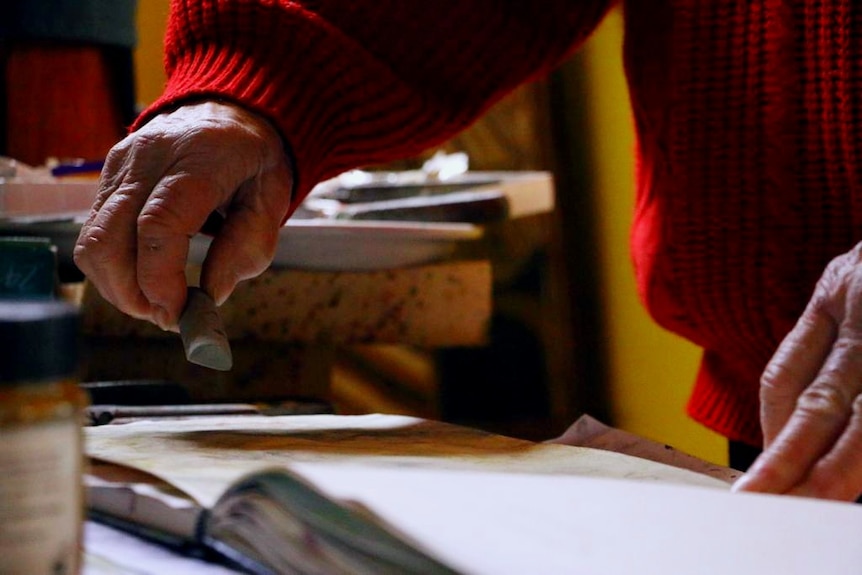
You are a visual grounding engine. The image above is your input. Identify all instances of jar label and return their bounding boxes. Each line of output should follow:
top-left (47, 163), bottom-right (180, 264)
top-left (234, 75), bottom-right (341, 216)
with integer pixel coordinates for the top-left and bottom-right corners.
top-left (0, 419), bottom-right (81, 575)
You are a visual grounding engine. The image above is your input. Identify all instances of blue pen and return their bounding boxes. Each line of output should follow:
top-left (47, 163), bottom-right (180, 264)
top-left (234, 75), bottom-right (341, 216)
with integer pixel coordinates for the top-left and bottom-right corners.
top-left (50, 159), bottom-right (105, 177)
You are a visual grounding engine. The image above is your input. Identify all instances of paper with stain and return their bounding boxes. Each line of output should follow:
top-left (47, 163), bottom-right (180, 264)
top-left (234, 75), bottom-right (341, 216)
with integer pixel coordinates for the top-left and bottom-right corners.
top-left (84, 414), bottom-right (862, 575)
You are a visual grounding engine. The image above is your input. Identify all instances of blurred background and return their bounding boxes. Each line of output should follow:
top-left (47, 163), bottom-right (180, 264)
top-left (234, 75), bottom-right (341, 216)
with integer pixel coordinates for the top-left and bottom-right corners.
top-left (1, 2), bottom-right (726, 464)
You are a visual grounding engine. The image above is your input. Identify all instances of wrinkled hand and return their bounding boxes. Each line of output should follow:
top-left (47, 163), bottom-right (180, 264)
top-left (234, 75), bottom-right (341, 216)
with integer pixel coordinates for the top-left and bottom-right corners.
top-left (734, 243), bottom-right (862, 501)
top-left (74, 101), bottom-right (293, 330)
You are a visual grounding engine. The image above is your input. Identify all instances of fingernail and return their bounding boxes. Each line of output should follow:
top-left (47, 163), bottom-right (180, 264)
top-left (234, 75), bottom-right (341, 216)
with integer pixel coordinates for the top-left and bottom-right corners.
top-left (210, 279), bottom-right (235, 307)
top-left (153, 305), bottom-right (173, 331)
top-left (212, 289), bottom-right (229, 307)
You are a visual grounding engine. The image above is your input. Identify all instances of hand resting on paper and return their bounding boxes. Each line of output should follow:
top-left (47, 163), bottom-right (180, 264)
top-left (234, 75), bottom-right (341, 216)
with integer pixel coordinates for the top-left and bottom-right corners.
top-left (734, 243), bottom-right (862, 501)
top-left (74, 101), bottom-right (293, 331)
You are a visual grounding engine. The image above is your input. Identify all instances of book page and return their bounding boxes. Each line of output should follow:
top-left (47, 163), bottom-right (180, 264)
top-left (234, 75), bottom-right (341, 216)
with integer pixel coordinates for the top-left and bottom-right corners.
top-left (84, 414), bottom-right (728, 508)
top-left (550, 414), bottom-right (741, 483)
top-left (86, 459), bottom-right (201, 542)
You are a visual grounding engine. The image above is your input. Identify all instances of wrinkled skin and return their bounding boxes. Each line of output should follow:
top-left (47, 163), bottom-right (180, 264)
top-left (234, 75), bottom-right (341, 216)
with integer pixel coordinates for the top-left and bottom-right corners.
top-left (734, 243), bottom-right (862, 501)
top-left (74, 101), bottom-right (293, 331)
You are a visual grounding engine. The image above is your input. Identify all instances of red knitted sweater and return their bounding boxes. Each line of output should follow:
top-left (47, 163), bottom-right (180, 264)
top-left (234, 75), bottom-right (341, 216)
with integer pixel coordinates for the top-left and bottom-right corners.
top-left (140, 1), bottom-right (862, 447)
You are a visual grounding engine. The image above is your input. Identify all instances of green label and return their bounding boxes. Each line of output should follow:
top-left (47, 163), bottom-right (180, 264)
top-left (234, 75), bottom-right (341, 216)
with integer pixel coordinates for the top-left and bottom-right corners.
top-left (0, 238), bottom-right (57, 299)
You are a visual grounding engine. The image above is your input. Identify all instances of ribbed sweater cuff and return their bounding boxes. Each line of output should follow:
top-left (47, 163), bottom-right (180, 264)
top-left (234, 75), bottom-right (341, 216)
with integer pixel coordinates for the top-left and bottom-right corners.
top-left (687, 356), bottom-right (763, 447)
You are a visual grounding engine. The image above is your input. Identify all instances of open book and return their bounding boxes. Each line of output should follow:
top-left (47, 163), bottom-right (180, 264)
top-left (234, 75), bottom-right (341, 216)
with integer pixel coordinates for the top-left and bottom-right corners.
top-left (87, 458), bottom-right (457, 574)
top-left (85, 414), bottom-right (862, 574)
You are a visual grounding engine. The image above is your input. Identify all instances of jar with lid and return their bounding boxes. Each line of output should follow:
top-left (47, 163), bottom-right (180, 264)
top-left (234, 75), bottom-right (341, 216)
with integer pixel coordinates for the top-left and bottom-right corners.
top-left (0, 300), bottom-right (87, 575)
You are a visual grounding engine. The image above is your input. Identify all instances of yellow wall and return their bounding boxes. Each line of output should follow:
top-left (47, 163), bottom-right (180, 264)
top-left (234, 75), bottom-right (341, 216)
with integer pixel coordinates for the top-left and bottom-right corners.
top-left (580, 11), bottom-right (727, 464)
top-left (132, 5), bottom-right (728, 464)
top-left (134, 0), bottom-right (170, 109)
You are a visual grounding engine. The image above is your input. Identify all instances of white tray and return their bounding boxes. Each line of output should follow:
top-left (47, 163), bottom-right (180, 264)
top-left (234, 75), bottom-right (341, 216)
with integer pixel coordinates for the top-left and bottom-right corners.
top-left (189, 220), bottom-right (482, 271)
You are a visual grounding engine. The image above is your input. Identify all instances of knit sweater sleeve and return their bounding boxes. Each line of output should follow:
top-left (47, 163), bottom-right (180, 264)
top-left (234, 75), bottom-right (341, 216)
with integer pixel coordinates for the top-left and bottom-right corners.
top-left (136, 0), bottom-right (614, 209)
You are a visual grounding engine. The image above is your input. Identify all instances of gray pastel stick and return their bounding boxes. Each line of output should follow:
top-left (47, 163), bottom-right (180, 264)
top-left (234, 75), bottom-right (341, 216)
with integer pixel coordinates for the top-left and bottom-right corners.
top-left (179, 287), bottom-right (233, 371)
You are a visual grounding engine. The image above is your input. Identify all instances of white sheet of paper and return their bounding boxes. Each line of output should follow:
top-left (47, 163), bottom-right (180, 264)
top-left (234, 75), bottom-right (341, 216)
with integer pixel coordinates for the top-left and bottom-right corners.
top-left (83, 521), bottom-right (240, 575)
top-left (289, 462), bottom-right (862, 575)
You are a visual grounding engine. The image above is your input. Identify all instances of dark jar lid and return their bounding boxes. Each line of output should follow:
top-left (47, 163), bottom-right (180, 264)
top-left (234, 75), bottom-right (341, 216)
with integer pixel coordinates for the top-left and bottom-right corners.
top-left (0, 300), bottom-right (81, 384)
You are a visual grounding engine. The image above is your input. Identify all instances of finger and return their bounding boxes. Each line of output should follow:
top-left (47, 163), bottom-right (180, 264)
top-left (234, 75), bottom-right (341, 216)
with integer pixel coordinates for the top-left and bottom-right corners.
top-left (137, 172), bottom-right (227, 328)
top-left (200, 165), bottom-right (292, 305)
top-left (789, 394), bottom-right (862, 500)
top-left (87, 141), bottom-right (131, 215)
top-left (735, 328), bottom-right (862, 494)
top-left (759, 307), bottom-right (837, 447)
top-left (75, 148), bottom-right (168, 320)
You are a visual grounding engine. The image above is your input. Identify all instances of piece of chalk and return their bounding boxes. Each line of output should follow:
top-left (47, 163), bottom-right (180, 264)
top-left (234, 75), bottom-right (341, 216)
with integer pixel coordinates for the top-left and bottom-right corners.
top-left (179, 287), bottom-right (233, 371)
